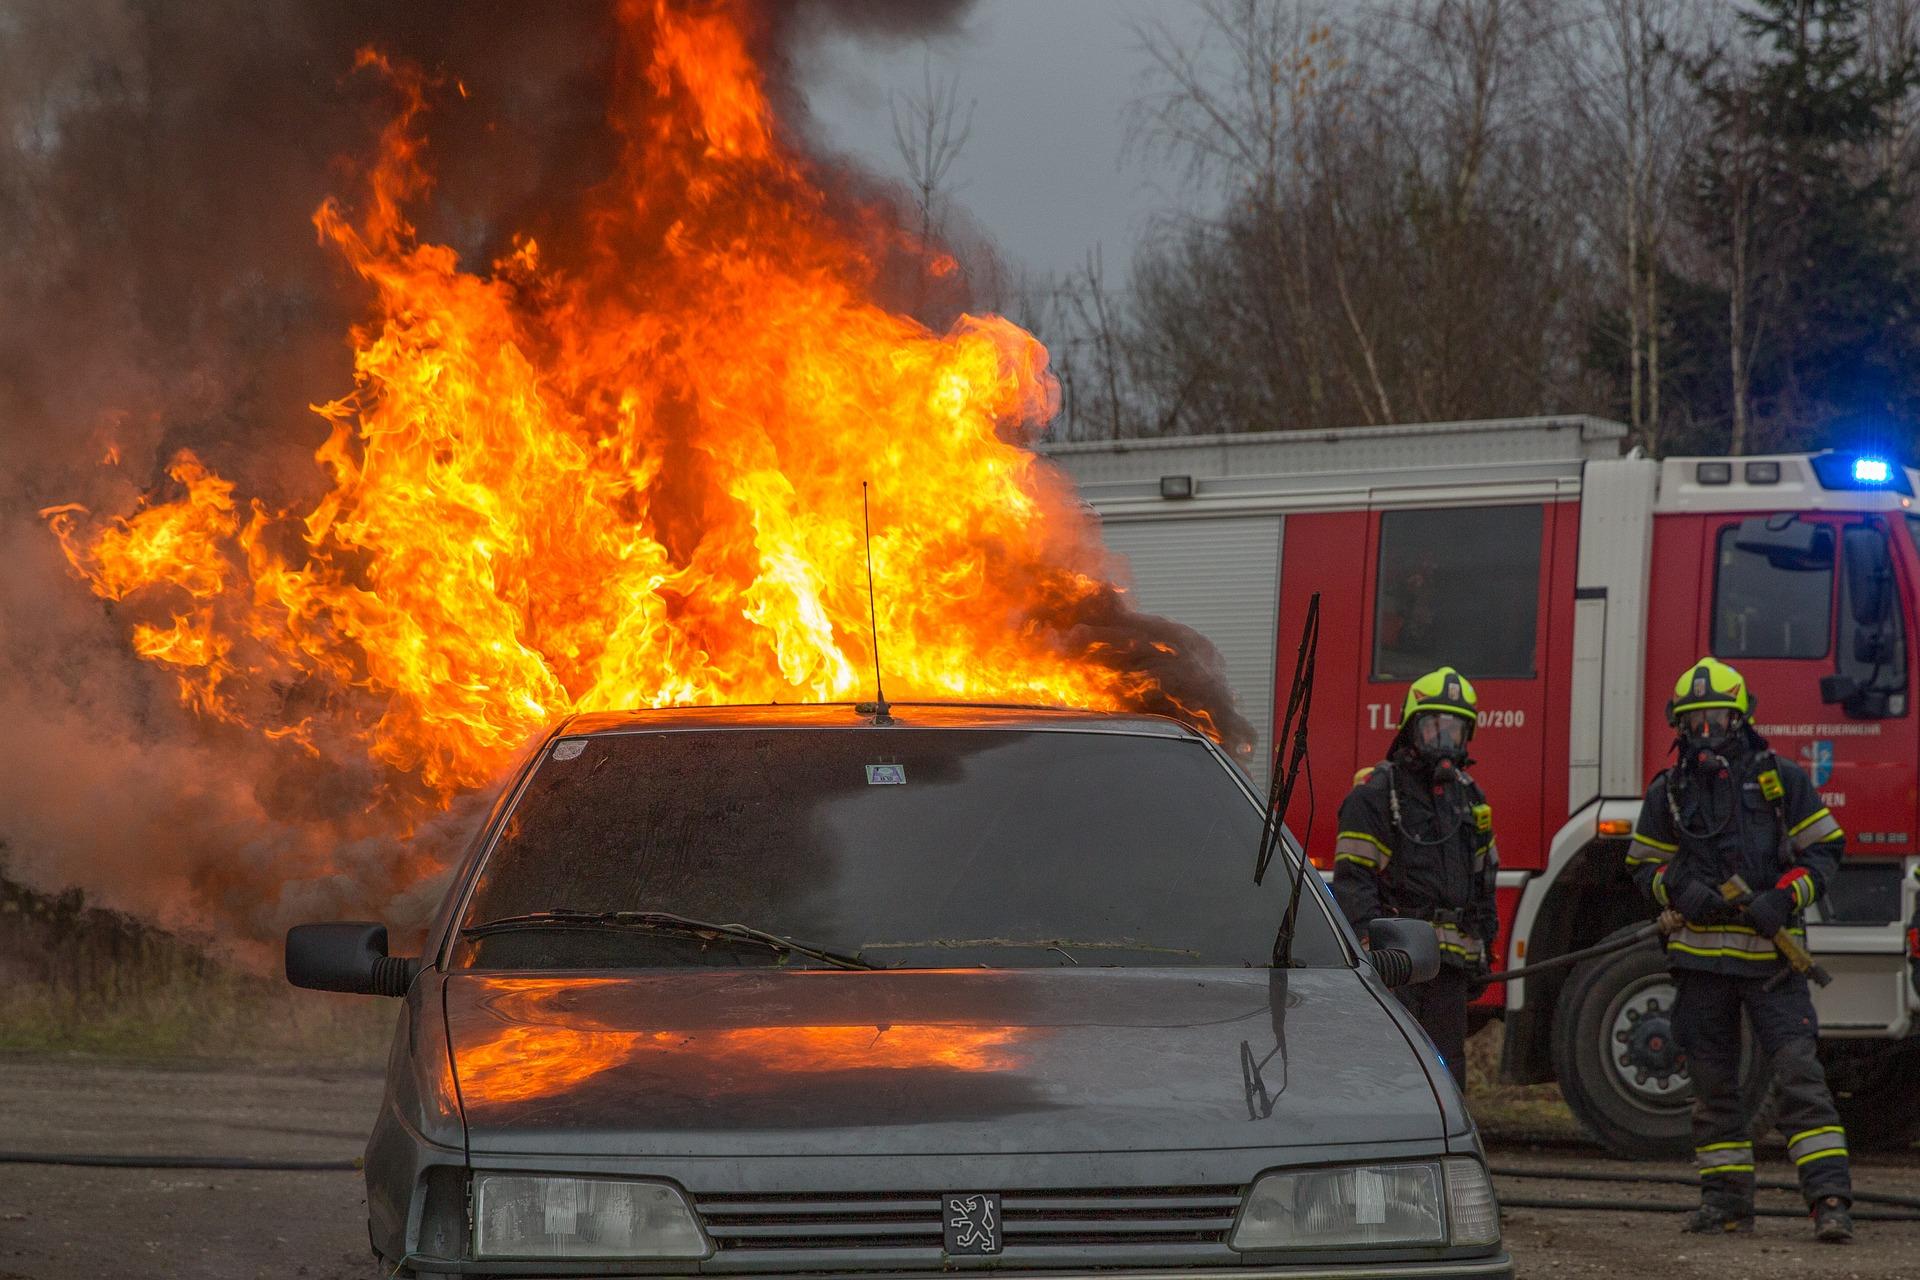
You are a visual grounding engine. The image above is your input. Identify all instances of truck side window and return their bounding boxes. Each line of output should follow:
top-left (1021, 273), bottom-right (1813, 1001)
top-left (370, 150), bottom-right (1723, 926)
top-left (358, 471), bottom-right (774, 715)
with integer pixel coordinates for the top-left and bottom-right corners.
top-left (1372, 504), bottom-right (1542, 679)
top-left (1712, 522), bottom-right (1833, 659)
top-left (1834, 522), bottom-right (1908, 717)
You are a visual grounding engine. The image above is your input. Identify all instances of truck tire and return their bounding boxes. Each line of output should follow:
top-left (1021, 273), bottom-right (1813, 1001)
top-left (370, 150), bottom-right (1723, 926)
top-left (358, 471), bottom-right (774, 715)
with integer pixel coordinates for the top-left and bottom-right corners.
top-left (1550, 924), bottom-right (1767, 1158)
top-left (1825, 1037), bottom-right (1920, 1151)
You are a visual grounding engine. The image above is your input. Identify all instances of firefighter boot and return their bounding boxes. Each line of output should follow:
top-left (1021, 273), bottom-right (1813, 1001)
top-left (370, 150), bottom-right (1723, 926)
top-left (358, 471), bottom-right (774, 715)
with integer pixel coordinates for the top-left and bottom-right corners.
top-left (1681, 1203), bottom-right (1754, 1235)
top-left (1812, 1196), bottom-right (1853, 1244)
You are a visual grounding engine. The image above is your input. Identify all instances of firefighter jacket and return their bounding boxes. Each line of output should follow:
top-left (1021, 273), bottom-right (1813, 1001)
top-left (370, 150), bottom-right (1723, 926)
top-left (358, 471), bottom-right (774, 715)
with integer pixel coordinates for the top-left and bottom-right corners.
top-left (1627, 740), bottom-right (1844, 977)
top-left (1331, 758), bottom-right (1499, 968)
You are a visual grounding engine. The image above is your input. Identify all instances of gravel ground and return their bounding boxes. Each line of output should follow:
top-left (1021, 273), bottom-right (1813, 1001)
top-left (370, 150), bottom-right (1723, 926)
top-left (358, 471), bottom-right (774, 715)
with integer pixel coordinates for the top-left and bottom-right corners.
top-left (2, 1056), bottom-right (1916, 1279)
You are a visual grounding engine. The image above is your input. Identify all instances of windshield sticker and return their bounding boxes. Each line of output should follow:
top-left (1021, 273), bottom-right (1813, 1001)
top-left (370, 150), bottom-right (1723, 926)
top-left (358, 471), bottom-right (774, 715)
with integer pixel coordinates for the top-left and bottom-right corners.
top-left (551, 739), bottom-right (587, 761)
top-left (865, 763), bottom-right (906, 785)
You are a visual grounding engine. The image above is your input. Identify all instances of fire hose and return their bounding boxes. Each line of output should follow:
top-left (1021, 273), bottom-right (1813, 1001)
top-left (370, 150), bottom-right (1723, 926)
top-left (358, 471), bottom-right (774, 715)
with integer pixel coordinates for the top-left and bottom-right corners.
top-left (1481, 919), bottom-right (1665, 983)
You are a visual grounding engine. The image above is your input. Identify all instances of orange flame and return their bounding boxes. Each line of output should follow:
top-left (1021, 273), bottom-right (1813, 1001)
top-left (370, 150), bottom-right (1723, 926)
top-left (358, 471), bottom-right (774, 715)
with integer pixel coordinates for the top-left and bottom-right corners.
top-left (43, 2), bottom-right (1233, 835)
top-left (456, 1021), bottom-right (1029, 1107)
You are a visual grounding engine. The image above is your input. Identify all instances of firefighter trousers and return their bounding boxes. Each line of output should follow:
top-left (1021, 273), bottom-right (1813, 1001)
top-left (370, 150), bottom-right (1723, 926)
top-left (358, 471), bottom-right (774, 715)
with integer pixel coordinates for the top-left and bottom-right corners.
top-left (1670, 968), bottom-right (1852, 1212)
top-left (1395, 964), bottom-right (1469, 1089)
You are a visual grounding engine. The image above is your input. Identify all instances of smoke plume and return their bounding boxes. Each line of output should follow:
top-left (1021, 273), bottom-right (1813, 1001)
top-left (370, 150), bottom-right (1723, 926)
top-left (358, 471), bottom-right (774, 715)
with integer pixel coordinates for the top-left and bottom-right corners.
top-left (0, 0), bottom-right (1249, 951)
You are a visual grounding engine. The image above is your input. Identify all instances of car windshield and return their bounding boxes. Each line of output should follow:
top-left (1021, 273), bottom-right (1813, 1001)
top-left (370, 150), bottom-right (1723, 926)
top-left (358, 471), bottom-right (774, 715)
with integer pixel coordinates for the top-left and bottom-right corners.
top-left (454, 726), bottom-right (1345, 971)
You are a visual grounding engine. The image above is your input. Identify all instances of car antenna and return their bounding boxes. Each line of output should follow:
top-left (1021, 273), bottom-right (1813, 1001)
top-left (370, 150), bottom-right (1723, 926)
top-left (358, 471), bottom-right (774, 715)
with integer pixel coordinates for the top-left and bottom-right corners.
top-left (1259, 593), bottom-right (1321, 969)
top-left (858, 481), bottom-right (894, 725)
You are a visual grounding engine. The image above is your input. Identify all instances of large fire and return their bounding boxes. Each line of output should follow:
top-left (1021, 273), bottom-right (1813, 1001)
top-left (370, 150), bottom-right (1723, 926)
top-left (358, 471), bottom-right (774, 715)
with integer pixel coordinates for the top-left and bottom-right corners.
top-left (41, 2), bottom-right (1239, 857)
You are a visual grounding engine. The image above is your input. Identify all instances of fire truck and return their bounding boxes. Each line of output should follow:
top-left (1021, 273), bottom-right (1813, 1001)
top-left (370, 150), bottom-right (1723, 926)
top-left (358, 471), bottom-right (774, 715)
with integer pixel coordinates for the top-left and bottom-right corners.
top-left (1041, 416), bottom-right (1920, 1158)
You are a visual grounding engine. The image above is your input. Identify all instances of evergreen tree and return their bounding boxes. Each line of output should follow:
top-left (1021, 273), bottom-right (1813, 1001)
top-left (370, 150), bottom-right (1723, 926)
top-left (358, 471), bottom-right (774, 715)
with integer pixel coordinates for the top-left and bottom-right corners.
top-left (1669, 0), bottom-right (1920, 455)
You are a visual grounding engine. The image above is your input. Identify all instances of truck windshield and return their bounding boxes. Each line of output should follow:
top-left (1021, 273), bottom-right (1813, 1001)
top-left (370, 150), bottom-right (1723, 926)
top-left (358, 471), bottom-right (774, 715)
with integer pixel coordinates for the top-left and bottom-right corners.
top-left (456, 727), bottom-right (1345, 971)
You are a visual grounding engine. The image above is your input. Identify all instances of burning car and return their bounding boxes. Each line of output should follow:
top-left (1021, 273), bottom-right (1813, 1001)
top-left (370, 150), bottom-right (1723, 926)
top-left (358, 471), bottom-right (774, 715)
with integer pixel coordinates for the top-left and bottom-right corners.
top-left (288, 703), bottom-right (1510, 1278)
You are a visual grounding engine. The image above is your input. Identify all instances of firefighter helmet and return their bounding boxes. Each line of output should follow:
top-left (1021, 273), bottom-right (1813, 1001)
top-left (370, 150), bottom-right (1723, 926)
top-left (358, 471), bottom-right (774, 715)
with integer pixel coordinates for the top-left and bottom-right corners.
top-left (1667, 657), bottom-right (1753, 721)
top-left (1399, 666), bottom-right (1479, 728)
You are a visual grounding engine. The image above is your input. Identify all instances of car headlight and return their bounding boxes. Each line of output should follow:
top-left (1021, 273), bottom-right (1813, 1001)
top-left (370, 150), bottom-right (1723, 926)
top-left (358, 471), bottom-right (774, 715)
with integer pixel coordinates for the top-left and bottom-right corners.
top-left (473, 1174), bottom-right (710, 1260)
top-left (1231, 1158), bottom-right (1498, 1250)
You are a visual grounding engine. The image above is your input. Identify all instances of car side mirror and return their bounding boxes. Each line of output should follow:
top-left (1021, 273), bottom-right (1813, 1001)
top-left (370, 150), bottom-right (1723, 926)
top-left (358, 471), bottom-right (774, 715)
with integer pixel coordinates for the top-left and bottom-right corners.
top-left (286, 922), bottom-right (420, 997)
top-left (1366, 918), bottom-right (1440, 988)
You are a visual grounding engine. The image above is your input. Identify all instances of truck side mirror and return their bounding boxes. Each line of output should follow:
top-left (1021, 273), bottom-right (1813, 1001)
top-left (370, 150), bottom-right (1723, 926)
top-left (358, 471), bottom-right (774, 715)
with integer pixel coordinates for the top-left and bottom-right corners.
top-left (1367, 918), bottom-right (1440, 988)
top-left (286, 922), bottom-right (420, 997)
top-left (1733, 514), bottom-right (1824, 569)
top-left (1843, 525), bottom-right (1893, 627)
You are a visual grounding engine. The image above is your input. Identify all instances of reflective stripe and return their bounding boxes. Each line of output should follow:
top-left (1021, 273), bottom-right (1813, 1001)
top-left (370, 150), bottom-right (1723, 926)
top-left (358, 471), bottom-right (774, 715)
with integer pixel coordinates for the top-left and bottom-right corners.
top-left (1667, 924), bottom-right (1803, 962)
top-left (1788, 1127), bottom-right (1848, 1166)
top-left (1779, 869), bottom-right (1816, 910)
top-left (1797, 1148), bottom-right (1848, 1166)
top-left (1334, 833), bottom-right (1386, 870)
top-left (1626, 832), bottom-right (1674, 867)
top-left (1696, 1141), bottom-right (1755, 1178)
top-left (1434, 922), bottom-right (1483, 962)
top-left (1651, 866), bottom-right (1671, 906)
top-left (1790, 809), bottom-right (1843, 851)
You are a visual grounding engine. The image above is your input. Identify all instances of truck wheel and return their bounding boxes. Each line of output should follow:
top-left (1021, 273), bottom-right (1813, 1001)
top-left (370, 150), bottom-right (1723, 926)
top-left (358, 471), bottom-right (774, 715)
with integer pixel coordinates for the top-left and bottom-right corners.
top-left (1825, 1037), bottom-right (1920, 1151)
top-left (1550, 925), bottom-right (1767, 1158)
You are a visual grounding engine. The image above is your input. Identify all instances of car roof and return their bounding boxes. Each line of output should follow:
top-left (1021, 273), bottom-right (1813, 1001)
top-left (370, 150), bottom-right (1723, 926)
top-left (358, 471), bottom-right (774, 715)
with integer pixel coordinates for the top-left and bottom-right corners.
top-left (557, 702), bottom-right (1205, 740)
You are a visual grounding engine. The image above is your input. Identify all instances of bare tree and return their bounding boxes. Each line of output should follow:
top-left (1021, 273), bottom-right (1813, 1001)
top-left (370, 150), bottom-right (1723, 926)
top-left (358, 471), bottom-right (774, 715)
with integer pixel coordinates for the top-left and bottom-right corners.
top-left (890, 53), bottom-right (976, 255)
top-left (1547, 0), bottom-right (1713, 452)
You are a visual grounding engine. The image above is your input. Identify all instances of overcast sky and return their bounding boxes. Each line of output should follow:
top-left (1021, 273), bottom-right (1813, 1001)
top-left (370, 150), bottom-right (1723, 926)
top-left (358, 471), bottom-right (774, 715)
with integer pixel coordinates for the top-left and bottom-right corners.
top-left (803, 0), bottom-right (1205, 287)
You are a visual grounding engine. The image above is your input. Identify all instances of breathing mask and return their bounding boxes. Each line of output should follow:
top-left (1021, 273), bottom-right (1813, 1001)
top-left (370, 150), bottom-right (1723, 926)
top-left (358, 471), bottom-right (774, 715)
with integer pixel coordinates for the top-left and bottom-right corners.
top-left (1679, 706), bottom-right (1740, 755)
top-left (1410, 710), bottom-right (1472, 773)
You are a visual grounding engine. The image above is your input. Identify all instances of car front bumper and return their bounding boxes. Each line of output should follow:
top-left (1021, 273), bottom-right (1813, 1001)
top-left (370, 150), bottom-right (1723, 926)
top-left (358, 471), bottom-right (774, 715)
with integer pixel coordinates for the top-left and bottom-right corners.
top-left (403, 1261), bottom-right (1514, 1279)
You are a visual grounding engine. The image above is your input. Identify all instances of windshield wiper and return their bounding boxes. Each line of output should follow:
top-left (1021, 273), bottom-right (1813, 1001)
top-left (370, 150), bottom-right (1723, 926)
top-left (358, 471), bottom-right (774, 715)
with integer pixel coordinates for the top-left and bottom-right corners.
top-left (860, 938), bottom-right (1202, 962)
top-left (459, 910), bottom-right (877, 971)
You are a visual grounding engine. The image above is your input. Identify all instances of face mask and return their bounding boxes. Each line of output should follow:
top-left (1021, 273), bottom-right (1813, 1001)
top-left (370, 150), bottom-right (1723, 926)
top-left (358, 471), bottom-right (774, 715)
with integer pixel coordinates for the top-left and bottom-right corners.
top-left (1679, 707), bottom-right (1737, 753)
top-left (1411, 712), bottom-right (1470, 767)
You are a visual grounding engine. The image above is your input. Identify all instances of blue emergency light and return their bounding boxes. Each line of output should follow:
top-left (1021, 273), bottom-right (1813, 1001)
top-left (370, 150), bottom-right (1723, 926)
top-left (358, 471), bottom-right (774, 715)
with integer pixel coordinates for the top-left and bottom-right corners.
top-left (1853, 456), bottom-right (1892, 484)
top-left (1808, 450), bottom-right (1912, 494)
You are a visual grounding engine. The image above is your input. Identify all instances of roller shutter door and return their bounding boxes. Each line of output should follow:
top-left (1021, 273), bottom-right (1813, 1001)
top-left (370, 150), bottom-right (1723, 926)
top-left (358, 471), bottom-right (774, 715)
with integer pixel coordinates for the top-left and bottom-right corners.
top-left (1100, 515), bottom-right (1283, 772)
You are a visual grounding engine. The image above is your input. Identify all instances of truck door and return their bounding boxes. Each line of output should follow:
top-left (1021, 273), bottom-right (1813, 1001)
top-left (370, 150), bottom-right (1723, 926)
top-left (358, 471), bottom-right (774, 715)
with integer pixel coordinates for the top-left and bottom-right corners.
top-left (1701, 512), bottom-right (1916, 1035)
top-left (1356, 501), bottom-right (1561, 864)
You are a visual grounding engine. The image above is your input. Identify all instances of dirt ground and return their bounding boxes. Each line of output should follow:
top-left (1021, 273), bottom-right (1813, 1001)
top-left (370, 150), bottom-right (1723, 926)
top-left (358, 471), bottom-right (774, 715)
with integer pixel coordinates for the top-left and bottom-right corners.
top-left (2, 1056), bottom-right (1917, 1280)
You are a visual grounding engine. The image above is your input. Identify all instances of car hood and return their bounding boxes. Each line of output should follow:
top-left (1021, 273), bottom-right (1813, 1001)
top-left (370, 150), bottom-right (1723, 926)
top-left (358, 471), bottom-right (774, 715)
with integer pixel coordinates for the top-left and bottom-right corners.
top-left (444, 967), bottom-right (1443, 1157)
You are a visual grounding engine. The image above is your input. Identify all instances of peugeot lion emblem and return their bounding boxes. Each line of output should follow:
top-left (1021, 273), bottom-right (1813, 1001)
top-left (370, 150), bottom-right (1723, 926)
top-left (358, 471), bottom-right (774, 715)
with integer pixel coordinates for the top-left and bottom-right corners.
top-left (944, 1192), bottom-right (1002, 1255)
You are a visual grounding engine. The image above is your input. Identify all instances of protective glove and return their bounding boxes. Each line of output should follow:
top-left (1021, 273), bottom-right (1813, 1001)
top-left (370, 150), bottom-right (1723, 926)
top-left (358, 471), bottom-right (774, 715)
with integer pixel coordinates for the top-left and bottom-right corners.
top-left (1744, 887), bottom-right (1795, 937)
top-left (1465, 954), bottom-right (1493, 1001)
top-left (1669, 876), bottom-right (1729, 924)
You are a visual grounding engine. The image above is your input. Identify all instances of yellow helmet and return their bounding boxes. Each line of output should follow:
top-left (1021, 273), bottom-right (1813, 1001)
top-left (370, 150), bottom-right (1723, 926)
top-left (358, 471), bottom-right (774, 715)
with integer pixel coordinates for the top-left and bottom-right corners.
top-left (1667, 657), bottom-right (1752, 720)
top-left (1400, 666), bottom-right (1478, 728)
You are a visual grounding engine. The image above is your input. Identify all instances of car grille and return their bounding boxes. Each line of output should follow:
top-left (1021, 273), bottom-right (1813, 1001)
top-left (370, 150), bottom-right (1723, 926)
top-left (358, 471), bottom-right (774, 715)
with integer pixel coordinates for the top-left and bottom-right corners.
top-left (696, 1185), bottom-right (1243, 1252)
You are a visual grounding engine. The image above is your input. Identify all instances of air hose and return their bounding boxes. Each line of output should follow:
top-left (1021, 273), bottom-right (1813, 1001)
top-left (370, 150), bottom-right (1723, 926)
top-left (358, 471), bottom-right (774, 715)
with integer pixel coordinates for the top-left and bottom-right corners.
top-left (1492, 1164), bottom-right (1920, 1211)
top-left (1496, 1194), bottom-right (1920, 1222)
top-left (0, 1151), bottom-right (360, 1171)
top-left (1484, 920), bottom-right (1663, 982)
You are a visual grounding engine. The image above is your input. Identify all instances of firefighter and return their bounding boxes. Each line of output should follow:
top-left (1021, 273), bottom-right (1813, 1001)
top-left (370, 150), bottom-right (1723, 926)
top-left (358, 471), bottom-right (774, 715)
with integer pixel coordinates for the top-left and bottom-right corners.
top-left (1627, 657), bottom-right (1853, 1243)
top-left (1331, 666), bottom-right (1498, 1088)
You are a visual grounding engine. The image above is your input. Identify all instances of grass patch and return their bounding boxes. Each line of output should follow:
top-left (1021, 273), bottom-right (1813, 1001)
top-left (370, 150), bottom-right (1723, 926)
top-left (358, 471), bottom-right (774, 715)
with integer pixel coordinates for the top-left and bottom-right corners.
top-left (1463, 1020), bottom-right (1585, 1142)
top-left (0, 865), bottom-right (390, 1066)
